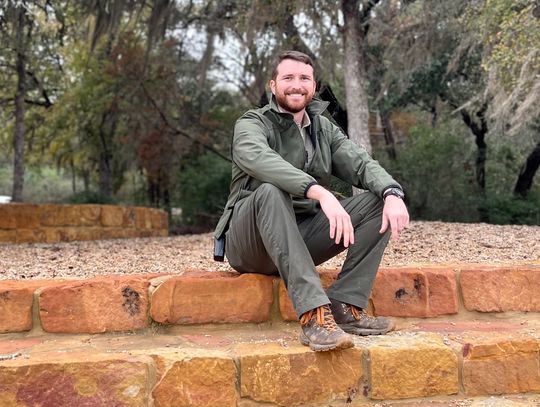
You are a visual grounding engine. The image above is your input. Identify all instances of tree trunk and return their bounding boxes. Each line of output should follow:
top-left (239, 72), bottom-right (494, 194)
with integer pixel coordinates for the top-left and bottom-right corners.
top-left (381, 113), bottom-right (397, 160)
top-left (12, 6), bottom-right (27, 202)
top-left (514, 141), bottom-right (540, 198)
top-left (342, 0), bottom-right (372, 154)
top-left (460, 107), bottom-right (488, 190)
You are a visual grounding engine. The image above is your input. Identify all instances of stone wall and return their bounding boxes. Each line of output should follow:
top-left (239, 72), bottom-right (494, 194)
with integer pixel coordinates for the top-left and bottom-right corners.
top-left (0, 203), bottom-right (168, 244)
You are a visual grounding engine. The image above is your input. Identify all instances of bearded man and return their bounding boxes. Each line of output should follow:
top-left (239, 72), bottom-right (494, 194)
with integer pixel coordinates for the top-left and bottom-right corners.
top-left (214, 50), bottom-right (409, 351)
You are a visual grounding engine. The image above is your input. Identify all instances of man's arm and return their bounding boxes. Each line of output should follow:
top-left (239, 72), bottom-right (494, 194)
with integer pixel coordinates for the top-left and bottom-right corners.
top-left (233, 112), bottom-right (316, 198)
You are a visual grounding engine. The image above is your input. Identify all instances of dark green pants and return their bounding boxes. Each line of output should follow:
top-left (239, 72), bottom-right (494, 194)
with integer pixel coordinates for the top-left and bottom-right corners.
top-left (225, 183), bottom-right (390, 317)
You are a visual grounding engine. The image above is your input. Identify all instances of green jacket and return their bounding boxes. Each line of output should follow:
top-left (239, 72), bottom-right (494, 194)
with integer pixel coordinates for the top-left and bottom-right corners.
top-left (214, 97), bottom-right (401, 239)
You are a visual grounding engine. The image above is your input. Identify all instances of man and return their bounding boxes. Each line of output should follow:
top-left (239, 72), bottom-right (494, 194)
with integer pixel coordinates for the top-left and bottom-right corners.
top-left (214, 50), bottom-right (409, 352)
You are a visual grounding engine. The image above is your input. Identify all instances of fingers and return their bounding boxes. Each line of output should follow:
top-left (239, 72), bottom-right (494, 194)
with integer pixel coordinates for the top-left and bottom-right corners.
top-left (381, 196), bottom-right (410, 240)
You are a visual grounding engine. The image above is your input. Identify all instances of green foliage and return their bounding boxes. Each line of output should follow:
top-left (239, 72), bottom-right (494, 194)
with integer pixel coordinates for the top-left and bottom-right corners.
top-left (66, 190), bottom-right (116, 205)
top-left (378, 120), bottom-right (481, 222)
top-left (0, 165), bottom-right (81, 203)
top-left (480, 192), bottom-right (540, 225)
top-left (171, 153), bottom-right (231, 228)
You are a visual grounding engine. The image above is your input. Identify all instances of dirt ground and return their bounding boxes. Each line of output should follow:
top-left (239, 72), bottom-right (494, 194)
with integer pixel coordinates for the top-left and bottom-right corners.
top-left (0, 221), bottom-right (538, 280)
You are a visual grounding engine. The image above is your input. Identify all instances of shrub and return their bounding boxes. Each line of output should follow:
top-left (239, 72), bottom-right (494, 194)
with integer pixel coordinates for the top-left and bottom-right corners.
top-left (172, 152), bottom-right (231, 230)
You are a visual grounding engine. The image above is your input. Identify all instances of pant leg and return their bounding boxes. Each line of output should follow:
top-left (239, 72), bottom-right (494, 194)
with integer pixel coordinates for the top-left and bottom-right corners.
top-left (225, 183), bottom-right (329, 316)
top-left (298, 192), bottom-right (391, 309)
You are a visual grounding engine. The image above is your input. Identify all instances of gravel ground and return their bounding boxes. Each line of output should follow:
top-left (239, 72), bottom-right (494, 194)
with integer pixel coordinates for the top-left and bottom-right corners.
top-left (0, 221), bottom-right (538, 281)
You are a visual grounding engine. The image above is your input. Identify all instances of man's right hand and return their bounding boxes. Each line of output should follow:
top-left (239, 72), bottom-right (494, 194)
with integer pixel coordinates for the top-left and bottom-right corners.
top-left (306, 185), bottom-right (354, 247)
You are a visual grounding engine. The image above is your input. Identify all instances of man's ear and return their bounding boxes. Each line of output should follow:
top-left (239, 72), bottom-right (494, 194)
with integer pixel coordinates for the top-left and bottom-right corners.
top-left (269, 79), bottom-right (276, 95)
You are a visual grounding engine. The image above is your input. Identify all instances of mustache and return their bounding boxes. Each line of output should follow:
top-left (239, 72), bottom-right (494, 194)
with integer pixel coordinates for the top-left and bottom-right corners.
top-left (285, 88), bottom-right (307, 95)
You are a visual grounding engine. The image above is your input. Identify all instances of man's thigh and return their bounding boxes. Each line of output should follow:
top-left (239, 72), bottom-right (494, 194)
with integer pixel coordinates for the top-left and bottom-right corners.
top-left (225, 195), bottom-right (278, 275)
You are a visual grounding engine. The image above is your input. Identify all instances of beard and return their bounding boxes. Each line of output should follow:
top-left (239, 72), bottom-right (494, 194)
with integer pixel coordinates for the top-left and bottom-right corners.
top-left (274, 89), bottom-right (313, 113)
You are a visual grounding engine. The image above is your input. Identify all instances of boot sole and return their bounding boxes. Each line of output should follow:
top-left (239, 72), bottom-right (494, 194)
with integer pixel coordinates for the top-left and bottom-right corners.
top-left (299, 332), bottom-right (354, 352)
top-left (339, 321), bottom-right (395, 336)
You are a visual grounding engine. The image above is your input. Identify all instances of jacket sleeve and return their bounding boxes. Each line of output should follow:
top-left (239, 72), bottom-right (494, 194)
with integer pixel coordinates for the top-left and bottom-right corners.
top-left (232, 112), bottom-right (317, 197)
top-left (328, 120), bottom-right (401, 197)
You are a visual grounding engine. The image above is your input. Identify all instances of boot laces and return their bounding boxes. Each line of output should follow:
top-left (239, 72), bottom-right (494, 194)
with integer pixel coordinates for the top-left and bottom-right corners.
top-left (300, 305), bottom-right (338, 332)
top-left (349, 304), bottom-right (365, 320)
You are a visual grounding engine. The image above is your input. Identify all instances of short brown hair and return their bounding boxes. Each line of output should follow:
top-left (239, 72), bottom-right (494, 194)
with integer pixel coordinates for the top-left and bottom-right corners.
top-left (271, 50), bottom-right (315, 80)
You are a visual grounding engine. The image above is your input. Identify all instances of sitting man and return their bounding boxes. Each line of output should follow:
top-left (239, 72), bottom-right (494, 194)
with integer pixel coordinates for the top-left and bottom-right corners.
top-left (214, 50), bottom-right (409, 352)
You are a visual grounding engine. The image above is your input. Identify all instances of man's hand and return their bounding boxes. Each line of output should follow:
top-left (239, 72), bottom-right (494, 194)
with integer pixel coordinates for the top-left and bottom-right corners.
top-left (380, 195), bottom-right (409, 240)
top-left (307, 185), bottom-right (354, 247)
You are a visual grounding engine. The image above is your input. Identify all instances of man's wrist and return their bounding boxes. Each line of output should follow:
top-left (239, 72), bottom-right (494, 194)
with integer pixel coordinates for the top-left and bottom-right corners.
top-left (382, 187), bottom-right (405, 201)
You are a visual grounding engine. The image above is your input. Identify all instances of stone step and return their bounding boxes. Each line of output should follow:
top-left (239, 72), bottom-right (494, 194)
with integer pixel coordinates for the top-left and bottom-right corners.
top-left (1, 320), bottom-right (539, 406)
top-left (1, 263), bottom-right (539, 335)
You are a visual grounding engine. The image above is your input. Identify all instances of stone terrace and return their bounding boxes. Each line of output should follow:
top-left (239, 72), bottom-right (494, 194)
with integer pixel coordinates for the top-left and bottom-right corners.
top-left (1, 263), bottom-right (539, 406)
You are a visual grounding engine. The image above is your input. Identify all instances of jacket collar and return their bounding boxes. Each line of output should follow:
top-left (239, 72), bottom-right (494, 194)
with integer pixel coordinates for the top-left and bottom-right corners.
top-left (266, 95), bottom-right (329, 128)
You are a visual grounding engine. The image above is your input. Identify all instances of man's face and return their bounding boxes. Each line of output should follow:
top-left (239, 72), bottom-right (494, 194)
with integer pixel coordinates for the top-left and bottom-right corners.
top-left (270, 59), bottom-right (316, 113)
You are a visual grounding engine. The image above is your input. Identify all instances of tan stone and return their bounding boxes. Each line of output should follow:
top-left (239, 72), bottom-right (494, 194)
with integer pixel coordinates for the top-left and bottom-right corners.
top-left (0, 204), bottom-right (17, 229)
top-left (123, 207), bottom-right (137, 228)
top-left (0, 229), bottom-right (17, 243)
top-left (135, 207), bottom-right (153, 229)
top-left (462, 335), bottom-right (540, 396)
top-left (0, 282), bottom-right (35, 333)
top-left (39, 204), bottom-right (67, 226)
top-left (13, 204), bottom-right (41, 229)
top-left (16, 228), bottom-right (46, 244)
top-left (153, 355), bottom-right (237, 407)
top-left (238, 343), bottom-right (362, 406)
top-left (461, 266), bottom-right (540, 312)
top-left (463, 353), bottom-right (540, 396)
top-left (371, 267), bottom-right (458, 317)
top-left (150, 272), bottom-right (273, 324)
top-left (367, 333), bottom-right (459, 399)
top-left (100, 205), bottom-right (125, 227)
top-left (0, 354), bottom-right (150, 406)
top-left (39, 277), bottom-right (150, 333)
top-left (149, 208), bottom-right (168, 230)
top-left (65, 205), bottom-right (101, 226)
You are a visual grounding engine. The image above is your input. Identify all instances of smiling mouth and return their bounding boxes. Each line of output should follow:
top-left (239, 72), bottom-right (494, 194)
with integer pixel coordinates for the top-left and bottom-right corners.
top-left (287, 93), bottom-right (306, 97)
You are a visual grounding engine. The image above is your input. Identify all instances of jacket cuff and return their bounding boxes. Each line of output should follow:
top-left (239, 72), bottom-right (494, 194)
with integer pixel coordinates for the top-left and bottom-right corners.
top-left (304, 181), bottom-right (318, 198)
top-left (381, 184), bottom-right (403, 198)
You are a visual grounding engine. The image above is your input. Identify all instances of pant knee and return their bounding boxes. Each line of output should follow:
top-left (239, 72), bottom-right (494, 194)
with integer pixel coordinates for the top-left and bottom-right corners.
top-left (254, 183), bottom-right (290, 204)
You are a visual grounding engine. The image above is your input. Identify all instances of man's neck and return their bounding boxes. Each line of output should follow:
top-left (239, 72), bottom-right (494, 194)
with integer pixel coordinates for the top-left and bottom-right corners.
top-left (277, 104), bottom-right (306, 125)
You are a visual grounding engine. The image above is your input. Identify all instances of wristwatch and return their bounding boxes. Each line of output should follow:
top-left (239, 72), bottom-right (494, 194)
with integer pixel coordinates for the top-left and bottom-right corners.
top-left (383, 187), bottom-right (405, 201)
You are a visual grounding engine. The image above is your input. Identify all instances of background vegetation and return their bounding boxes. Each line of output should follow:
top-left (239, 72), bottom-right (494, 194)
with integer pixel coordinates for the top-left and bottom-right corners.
top-left (1, 0), bottom-right (538, 230)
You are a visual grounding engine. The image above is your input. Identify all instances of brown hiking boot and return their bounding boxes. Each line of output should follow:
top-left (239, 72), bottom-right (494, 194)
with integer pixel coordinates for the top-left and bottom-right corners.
top-left (329, 298), bottom-right (395, 336)
top-left (299, 304), bottom-right (354, 352)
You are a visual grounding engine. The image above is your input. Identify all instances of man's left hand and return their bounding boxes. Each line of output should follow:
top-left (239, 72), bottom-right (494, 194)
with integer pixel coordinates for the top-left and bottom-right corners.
top-left (379, 196), bottom-right (409, 240)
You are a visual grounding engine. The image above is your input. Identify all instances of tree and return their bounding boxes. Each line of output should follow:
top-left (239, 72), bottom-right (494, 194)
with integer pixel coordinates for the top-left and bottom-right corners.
top-left (0, 1), bottom-right (67, 201)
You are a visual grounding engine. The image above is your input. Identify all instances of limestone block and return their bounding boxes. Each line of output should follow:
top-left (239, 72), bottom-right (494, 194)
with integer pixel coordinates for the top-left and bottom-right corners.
top-left (371, 267), bottom-right (458, 317)
top-left (153, 355), bottom-right (237, 407)
top-left (149, 208), bottom-right (168, 230)
top-left (123, 207), bottom-right (137, 228)
top-left (463, 337), bottom-right (540, 395)
top-left (100, 205), bottom-right (125, 227)
top-left (39, 204), bottom-right (67, 226)
top-left (460, 266), bottom-right (540, 312)
top-left (0, 355), bottom-right (150, 406)
top-left (238, 343), bottom-right (362, 406)
top-left (65, 205), bottom-right (101, 226)
top-left (0, 282), bottom-right (35, 333)
top-left (0, 229), bottom-right (17, 243)
top-left (150, 272), bottom-right (273, 324)
top-left (16, 228), bottom-right (46, 244)
top-left (135, 207), bottom-right (152, 229)
top-left (0, 204), bottom-right (17, 229)
top-left (39, 277), bottom-right (150, 333)
top-left (367, 333), bottom-right (459, 399)
top-left (13, 204), bottom-right (41, 229)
